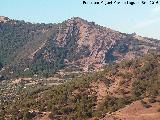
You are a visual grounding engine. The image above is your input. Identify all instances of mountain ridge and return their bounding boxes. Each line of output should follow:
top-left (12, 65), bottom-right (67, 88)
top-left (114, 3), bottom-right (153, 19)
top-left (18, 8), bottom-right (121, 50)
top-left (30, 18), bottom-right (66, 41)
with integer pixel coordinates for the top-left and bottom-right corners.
top-left (0, 16), bottom-right (160, 78)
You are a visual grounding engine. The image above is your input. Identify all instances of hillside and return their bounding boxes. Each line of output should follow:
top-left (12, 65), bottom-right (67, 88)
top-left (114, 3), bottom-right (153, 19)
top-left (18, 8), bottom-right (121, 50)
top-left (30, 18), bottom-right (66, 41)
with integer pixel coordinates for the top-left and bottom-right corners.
top-left (0, 53), bottom-right (160, 120)
top-left (0, 16), bottom-right (160, 78)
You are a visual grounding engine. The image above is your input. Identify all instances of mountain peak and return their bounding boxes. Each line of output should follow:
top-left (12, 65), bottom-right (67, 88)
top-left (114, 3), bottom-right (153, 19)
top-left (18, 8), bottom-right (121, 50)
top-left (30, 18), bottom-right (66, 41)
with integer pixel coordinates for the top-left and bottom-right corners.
top-left (0, 16), bottom-right (9, 23)
top-left (64, 17), bottom-right (89, 25)
top-left (70, 17), bottom-right (84, 20)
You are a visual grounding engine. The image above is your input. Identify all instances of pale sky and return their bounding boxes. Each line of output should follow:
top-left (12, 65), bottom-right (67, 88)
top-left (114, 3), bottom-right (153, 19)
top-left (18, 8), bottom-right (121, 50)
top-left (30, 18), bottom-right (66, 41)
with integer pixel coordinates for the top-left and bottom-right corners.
top-left (0, 0), bottom-right (160, 39)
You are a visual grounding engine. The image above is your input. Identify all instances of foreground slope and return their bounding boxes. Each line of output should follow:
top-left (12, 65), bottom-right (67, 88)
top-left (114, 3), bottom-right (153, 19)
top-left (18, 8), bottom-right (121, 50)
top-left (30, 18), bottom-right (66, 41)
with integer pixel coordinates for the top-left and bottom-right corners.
top-left (101, 97), bottom-right (160, 120)
top-left (1, 53), bottom-right (160, 120)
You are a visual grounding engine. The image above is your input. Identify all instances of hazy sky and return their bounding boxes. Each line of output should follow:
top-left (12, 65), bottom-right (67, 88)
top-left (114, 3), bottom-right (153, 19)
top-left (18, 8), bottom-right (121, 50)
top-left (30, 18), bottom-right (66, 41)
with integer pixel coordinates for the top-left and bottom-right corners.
top-left (0, 0), bottom-right (160, 39)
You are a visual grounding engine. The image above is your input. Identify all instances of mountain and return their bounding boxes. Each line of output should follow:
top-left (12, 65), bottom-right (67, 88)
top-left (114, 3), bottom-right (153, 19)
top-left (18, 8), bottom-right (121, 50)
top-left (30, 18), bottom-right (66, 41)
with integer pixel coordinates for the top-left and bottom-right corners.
top-left (0, 16), bottom-right (160, 78)
top-left (0, 16), bottom-right (160, 120)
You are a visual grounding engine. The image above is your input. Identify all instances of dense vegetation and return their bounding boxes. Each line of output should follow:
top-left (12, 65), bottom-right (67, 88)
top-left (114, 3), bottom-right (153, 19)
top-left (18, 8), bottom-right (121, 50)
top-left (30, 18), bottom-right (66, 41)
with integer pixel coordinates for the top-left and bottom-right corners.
top-left (0, 62), bottom-right (3, 70)
top-left (132, 54), bottom-right (160, 98)
top-left (1, 54), bottom-right (160, 120)
top-left (0, 19), bottom-right (92, 78)
top-left (0, 20), bottom-right (69, 77)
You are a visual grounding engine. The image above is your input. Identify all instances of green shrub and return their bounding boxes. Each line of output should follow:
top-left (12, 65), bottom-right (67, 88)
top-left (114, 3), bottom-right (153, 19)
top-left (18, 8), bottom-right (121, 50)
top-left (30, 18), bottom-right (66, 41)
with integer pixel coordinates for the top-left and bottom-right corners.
top-left (157, 108), bottom-right (160, 112)
top-left (140, 100), bottom-right (151, 108)
top-left (148, 97), bottom-right (156, 103)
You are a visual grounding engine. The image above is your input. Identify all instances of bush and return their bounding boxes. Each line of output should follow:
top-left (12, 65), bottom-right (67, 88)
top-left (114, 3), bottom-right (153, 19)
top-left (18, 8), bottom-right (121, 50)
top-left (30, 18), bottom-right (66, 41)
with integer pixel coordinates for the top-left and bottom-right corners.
top-left (100, 96), bottom-right (131, 113)
top-left (148, 97), bottom-right (156, 103)
top-left (141, 100), bottom-right (151, 108)
top-left (157, 108), bottom-right (160, 112)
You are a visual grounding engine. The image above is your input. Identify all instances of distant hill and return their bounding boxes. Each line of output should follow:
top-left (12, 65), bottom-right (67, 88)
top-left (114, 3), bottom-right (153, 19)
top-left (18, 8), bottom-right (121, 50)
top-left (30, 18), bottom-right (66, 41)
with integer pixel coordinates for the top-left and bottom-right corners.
top-left (0, 16), bottom-right (160, 78)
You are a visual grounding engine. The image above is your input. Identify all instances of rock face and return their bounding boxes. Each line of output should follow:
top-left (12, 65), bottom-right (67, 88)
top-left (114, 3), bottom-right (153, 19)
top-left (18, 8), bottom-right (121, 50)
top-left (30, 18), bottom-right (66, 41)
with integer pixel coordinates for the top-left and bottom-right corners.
top-left (54, 18), bottom-right (124, 69)
top-left (36, 17), bottom-right (160, 70)
top-left (0, 16), bottom-right (9, 23)
top-left (0, 16), bottom-right (160, 76)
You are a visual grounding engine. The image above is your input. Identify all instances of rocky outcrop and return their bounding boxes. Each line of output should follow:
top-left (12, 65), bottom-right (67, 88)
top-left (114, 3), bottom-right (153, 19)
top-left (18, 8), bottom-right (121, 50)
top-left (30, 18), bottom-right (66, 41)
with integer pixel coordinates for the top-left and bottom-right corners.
top-left (0, 16), bottom-right (9, 23)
